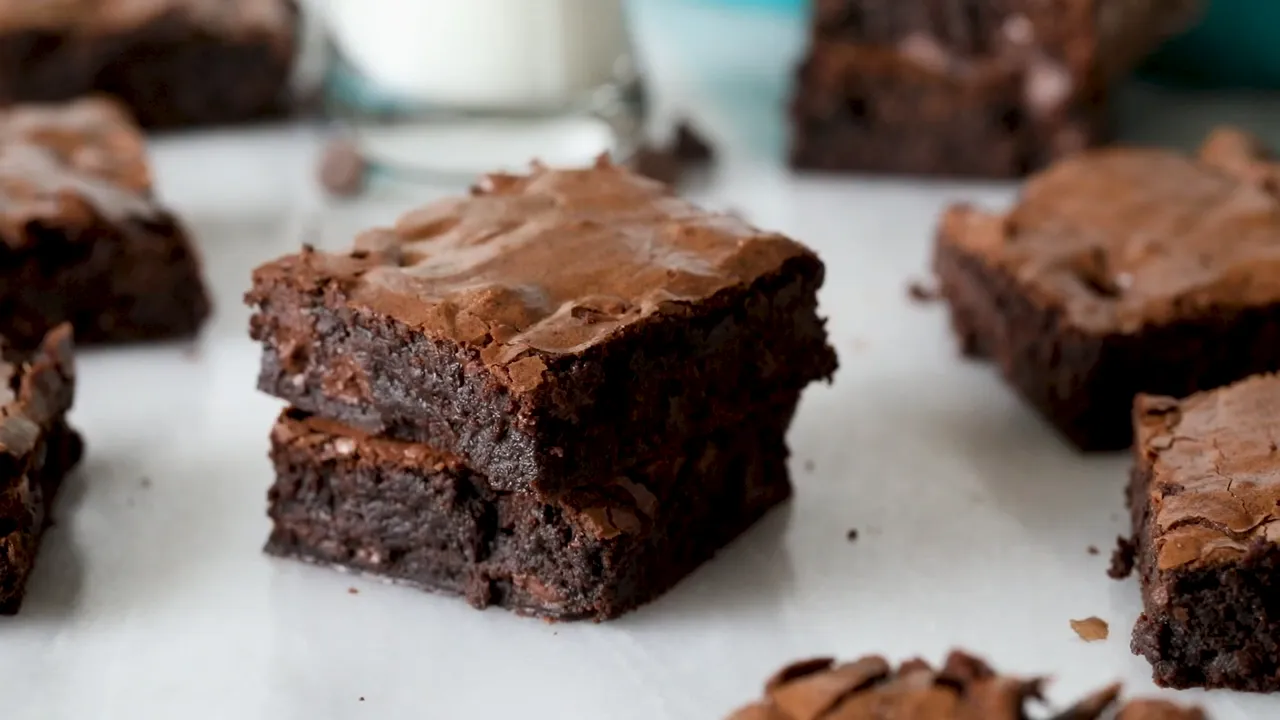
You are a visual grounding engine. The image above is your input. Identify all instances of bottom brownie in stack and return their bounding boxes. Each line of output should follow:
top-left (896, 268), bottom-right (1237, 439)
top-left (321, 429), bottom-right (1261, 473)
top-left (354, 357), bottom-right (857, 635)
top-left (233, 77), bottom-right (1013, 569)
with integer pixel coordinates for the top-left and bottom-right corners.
top-left (266, 400), bottom-right (797, 621)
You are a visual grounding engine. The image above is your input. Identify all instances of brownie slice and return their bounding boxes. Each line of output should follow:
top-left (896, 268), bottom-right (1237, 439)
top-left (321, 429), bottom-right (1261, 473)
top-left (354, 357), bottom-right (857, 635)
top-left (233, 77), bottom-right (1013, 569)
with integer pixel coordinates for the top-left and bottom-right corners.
top-left (266, 400), bottom-right (796, 621)
top-left (934, 128), bottom-right (1280, 450)
top-left (248, 158), bottom-right (837, 497)
top-left (729, 651), bottom-right (1207, 719)
top-left (1125, 374), bottom-right (1280, 691)
top-left (0, 97), bottom-right (211, 349)
top-left (791, 0), bottom-right (1201, 177)
top-left (0, 324), bottom-right (84, 615)
top-left (0, 0), bottom-right (298, 129)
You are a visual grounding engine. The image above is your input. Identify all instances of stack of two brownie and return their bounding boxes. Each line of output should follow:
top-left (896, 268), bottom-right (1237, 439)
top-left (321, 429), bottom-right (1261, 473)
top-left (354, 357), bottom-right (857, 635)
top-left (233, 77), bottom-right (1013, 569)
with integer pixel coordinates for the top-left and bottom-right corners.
top-left (247, 160), bottom-right (838, 620)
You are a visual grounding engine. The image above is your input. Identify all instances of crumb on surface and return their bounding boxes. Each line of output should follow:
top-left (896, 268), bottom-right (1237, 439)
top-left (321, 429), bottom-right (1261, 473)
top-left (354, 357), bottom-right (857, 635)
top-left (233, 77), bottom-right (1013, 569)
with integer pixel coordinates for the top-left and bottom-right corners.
top-left (803, 459), bottom-right (815, 473)
top-left (1071, 616), bottom-right (1109, 642)
top-left (347, 587), bottom-right (359, 595)
top-left (846, 528), bottom-right (859, 542)
top-left (318, 136), bottom-right (368, 198)
top-left (1087, 545), bottom-right (1099, 555)
top-left (907, 279), bottom-right (939, 303)
top-left (359, 697), bottom-right (365, 702)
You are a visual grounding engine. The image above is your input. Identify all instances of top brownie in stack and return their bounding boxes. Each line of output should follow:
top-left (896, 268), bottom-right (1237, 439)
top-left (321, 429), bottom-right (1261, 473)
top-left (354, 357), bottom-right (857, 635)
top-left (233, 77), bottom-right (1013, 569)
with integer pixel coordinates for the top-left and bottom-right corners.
top-left (791, 0), bottom-right (1201, 177)
top-left (0, 97), bottom-right (212, 348)
top-left (934, 128), bottom-right (1280, 450)
top-left (0, 0), bottom-right (298, 129)
top-left (248, 158), bottom-right (837, 497)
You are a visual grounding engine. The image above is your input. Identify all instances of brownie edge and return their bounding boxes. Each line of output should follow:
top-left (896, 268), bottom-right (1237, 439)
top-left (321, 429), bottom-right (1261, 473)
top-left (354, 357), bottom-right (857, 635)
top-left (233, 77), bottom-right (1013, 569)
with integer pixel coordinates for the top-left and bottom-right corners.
top-left (0, 324), bottom-right (84, 614)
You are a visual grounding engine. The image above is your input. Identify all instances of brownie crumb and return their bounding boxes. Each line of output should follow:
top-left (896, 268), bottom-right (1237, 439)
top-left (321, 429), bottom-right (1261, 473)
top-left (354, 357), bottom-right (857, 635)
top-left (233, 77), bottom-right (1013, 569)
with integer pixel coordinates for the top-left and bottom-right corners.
top-left (1108, 535), bottom-right (1137, 579)
top-left (319, 137), bottom-right (368, 198)
top-left (907, 279), bottom-right (939, 303)
top-left (1087, 545), bottom-right (1099, 555)
top-left (1071, 617), bottom-right (1109, 642)
top-left (846, 528), bottom-right (859, 542)
top-left (359, 697), bottom-right (365, 702)
top-left (347, 587), bottom-right (359, 595)
top-left (629, 146), bottom-right (682, 186)
top-left (674, 121), bottom-right (714, 162)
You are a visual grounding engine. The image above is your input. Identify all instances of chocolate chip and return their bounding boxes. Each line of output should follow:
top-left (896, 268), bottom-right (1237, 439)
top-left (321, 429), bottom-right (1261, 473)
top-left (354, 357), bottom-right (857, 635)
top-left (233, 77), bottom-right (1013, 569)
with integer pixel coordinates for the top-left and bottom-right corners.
top-left (674, 121), bottom-right (715, 162)
top-left (318, 137), bottom-right (368, 198)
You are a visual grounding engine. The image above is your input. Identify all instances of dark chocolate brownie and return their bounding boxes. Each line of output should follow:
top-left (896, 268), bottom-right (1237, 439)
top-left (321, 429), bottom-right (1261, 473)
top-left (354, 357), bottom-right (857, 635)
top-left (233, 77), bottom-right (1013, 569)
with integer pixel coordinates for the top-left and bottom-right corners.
top-left (0, 324), bottom-right (84, 615)
top-left (248, 158), bottom-right (837, 497)
top-left (0, 0), bottom-right (297, 129)
top-left (0, 97), bottom-right (211, 348)
top-left (728, 651), bottom-right (1200, 719)
top-left (266, 400), bottom-right (796, 621)
top-left (1127, 374), bottom-right (1280, 691)
top-left (934, 128), bottom-right (1280, 450)
top-left (791, 1), bottom-right (1201, 177)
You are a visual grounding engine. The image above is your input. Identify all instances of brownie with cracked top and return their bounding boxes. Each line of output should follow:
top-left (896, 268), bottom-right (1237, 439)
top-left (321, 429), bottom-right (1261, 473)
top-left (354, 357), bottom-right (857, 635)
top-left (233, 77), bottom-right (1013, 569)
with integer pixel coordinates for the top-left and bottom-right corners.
top-left (0, 324), bottom-right (83, 615)
top-left (1126, 373), bottom-right (1280, 691)
top-left (0, 0), bottom-right (297, 129)
top-left (726, 650), bottom-right (1206, 719)
top-left (791, 0), bottom-right (1201, 177)
top-left (267, 400), bottom-right (795, 621)
top-left (0, 97), bottom-right (211, 348)
top-left (247, 157), bottom-right (837, 497)
top-left (935, 128), bottom-right (1280, 450)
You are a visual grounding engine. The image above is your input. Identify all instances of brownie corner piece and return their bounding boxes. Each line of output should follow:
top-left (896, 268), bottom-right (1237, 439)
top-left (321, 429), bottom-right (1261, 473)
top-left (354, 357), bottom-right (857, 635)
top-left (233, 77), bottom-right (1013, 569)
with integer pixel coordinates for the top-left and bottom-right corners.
top-left (0, 324), bottom-right (84, 615)
top-left (0, 0), bottom-right (299, 129)
top-left (1127, 373), bottom-right (1280, 691)
top-left (248, 160), bottom-right (836, 496)
top-left (934, 129), bottom-right (1280, 450)
top-left (0, 97), bottom-right (211, 348)
top-left (265, 404), bottom-right (794, 621)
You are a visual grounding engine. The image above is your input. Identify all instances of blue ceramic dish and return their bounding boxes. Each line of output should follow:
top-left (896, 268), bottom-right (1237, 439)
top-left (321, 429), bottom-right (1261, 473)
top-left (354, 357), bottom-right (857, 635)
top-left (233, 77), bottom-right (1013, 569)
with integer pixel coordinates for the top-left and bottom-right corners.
top-left (1143, 0), bottom-right (1280, 88)
top-left (688, 0), bottom-right (1280, 87)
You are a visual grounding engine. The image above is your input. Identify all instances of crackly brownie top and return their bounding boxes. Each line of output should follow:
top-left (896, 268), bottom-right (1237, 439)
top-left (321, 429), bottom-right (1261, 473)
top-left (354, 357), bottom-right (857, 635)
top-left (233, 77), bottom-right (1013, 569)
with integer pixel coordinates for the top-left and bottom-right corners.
top-left (940, 128), bottom-right (1280, 334)
top-left (0, 324), bottom-right (74, 472)
top-left (726, 651), bottom-right (1130, 720)
top-left (253, 158), bottom-right (819, 392)
top-left (1135, 373), bottom-right (1280, 572)
top-left (0, 0), bottom-right (294, 35)
top-left (0, 98), bottom-right (167, 248)
top-left (273, 410), bottom-right (661, 542)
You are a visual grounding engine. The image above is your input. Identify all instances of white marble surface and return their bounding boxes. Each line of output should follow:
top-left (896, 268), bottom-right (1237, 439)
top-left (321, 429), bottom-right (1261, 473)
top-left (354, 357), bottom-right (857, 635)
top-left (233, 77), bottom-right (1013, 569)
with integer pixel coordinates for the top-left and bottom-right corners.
top-left (0, 113), bottom-right (1277, 719)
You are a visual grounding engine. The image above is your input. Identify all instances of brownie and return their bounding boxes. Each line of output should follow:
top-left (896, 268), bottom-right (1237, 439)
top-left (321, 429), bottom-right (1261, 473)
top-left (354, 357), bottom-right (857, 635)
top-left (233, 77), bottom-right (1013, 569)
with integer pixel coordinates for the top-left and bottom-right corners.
top-left (0, 97), bottom-right (211, 348)
top-left (266, 401), bottom-right (796, 621)
top-left (790, 1), bottom-right (1201, 177)
top-left (934, 128), bottom-right (1280, 450)
top-left (247, 158), bottom-right (837, 497)
top-left (0, 0), bottom-right (298, 129)
top-left (1126, 374), bottom-right (1280, 691)
top-left (728, 651), bottom-right (1207, 719)
top-left (0, 324), bottom-right (84, 615)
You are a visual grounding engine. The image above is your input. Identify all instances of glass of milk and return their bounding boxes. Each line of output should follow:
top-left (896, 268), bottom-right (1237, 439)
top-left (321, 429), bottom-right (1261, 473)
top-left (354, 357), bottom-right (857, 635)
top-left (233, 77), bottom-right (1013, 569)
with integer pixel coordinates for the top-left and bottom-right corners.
top-left (320, 0), bottom-right (645, 181)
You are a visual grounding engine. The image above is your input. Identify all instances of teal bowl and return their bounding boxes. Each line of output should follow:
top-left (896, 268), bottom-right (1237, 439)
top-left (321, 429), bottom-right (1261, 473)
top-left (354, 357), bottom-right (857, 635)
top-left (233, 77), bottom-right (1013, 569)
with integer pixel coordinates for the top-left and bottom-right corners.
top-left (1142, 0), bottom-right (1280, 88)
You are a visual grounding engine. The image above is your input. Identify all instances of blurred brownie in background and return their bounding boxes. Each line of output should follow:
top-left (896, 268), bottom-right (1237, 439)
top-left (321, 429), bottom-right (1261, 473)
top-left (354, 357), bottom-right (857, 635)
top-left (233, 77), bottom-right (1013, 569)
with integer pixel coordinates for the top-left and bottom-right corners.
top-left (0, 0), bottom-right (298, 129)
top-left (934, 128), bottom-right (1280, 450)
top-left (791, 0), bottom-right (1203, 177)
top-left (0, 97), bottom-right (211, 347)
